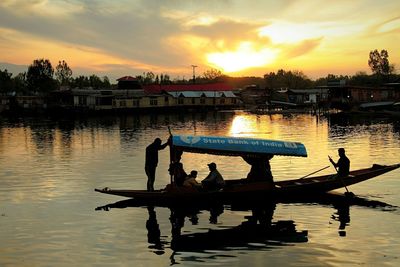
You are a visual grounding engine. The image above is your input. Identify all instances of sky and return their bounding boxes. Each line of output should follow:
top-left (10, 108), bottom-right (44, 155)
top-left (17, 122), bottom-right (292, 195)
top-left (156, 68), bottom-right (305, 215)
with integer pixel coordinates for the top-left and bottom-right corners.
top-left (0, 0), bottom-right (399, 82)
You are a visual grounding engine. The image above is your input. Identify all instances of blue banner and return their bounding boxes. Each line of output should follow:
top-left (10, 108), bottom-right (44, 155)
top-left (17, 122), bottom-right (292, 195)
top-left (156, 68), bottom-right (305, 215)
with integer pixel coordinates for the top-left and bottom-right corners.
top-left (172, 135), bottom-right (307, 157)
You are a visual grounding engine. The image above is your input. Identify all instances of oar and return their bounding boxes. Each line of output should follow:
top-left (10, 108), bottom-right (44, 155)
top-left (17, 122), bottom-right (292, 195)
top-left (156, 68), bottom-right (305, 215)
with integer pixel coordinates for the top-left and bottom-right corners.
top-left (168, 126), bottom-right (173, 184)
top-left (328, 155), bottom-right (354, 197)
top-left (299, 166), bottom-right (330, 179)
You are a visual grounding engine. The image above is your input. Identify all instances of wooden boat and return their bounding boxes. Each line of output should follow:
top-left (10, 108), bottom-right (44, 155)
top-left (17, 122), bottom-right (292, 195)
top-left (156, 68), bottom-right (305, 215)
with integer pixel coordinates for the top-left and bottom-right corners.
top-left (95, 135), bottom-right (400, 204)
top-left (95, 163), bottom-right (400, 203)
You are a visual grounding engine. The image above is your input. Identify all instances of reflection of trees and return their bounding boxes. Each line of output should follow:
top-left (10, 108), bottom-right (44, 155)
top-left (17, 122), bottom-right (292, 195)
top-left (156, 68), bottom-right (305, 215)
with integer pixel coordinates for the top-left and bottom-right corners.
top-left (57, 119), bottom-right (75, 157)
top-left (30, 121), bottom-right (56, 154)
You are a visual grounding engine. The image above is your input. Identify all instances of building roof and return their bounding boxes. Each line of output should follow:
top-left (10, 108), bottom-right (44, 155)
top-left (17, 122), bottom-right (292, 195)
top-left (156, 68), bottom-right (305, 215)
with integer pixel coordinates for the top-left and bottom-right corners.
top-left (167, 91), bottom-right (237, 98)
top-left (143, 83), bottom-right (233, 95)
top-left (288, 89), bottom-right (329, 94)
top-left (117, 76), bottom-right (138, 81)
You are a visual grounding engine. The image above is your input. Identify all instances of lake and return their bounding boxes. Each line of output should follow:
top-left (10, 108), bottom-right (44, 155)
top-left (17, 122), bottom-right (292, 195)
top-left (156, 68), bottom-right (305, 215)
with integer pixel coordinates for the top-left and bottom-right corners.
top-left (0, 111), bottom-right (399, 266)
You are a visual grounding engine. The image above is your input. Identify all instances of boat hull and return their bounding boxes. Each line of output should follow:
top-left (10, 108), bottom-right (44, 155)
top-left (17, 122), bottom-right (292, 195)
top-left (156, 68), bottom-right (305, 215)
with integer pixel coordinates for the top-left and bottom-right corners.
top-left (95, 163), bottom-right (400, 204)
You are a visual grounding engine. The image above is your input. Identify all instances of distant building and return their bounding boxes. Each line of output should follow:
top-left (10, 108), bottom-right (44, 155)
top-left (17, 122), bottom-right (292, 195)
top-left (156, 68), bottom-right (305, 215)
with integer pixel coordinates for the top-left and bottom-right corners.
top-left (324, 84), bottom-right (400, 110)
top-left (237, 85), bottom-right (268, 107)
top-left (48, 81), bottom-right (240, 112)
top-left (286, 89), bottom-right (329, 105)
top-left (0, 96), bottom-right (10, 113)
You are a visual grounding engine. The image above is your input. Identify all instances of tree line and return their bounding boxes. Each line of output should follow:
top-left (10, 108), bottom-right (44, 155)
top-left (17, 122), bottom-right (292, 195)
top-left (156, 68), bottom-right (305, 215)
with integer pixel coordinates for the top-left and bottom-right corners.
top-left (0, 59), bottom-right (112, 95)
top-left (263, 49), bottom-right (398, 89)
top-left (0, 49), bottom-right (398, 96)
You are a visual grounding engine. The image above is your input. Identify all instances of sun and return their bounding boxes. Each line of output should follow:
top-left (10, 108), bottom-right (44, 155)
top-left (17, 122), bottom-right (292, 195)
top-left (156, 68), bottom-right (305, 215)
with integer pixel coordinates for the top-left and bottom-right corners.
top-left (206, 42), bottom-right (277, 73)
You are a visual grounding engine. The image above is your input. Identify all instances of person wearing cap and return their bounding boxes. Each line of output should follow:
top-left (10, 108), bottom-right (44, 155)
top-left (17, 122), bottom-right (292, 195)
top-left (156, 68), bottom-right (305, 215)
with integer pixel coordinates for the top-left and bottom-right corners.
top-left (329, 148), bottom-right (350, 177)
top-left (201, 162), bottom-right (225, 191)
top-left (145, 137), bottom-right (169, 191)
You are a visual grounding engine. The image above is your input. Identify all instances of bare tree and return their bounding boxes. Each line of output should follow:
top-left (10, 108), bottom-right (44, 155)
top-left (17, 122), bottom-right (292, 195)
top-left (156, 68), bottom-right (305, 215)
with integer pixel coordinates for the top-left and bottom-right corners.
top-left (55, 60), bottom-right (73, 86)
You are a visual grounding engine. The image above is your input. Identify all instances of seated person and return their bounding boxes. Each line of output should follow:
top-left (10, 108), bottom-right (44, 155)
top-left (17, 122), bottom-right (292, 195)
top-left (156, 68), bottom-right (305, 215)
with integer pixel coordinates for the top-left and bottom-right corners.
top-left (168, 162), bottom-right (187, 186)
top-left (183, 170), bottom-right (202, 188)
top-left (201, 162), bottom-right (225, 191)
top-left (329, 148), bottom-right (350, 177)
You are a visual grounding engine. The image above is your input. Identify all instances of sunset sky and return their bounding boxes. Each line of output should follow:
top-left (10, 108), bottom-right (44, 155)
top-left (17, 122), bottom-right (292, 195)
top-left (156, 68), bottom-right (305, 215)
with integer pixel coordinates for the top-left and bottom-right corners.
top-left (0, 0), bottom-right (399, 81)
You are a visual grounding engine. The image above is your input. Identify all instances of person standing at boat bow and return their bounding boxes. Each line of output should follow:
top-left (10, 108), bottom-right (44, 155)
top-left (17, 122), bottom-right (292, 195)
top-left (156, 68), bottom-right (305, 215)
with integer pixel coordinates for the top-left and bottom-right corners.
top-left (201, 162), bottom-right (225, 191)
top-left (329, 148), bottom-right (350, 177)
top-left (145, 137), bottom-right (170, 191)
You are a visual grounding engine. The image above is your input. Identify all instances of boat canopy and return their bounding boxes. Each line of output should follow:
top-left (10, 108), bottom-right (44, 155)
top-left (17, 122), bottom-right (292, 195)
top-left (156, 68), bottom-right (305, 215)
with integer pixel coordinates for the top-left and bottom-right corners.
top-left (171, 135), bottom-right (307, 157)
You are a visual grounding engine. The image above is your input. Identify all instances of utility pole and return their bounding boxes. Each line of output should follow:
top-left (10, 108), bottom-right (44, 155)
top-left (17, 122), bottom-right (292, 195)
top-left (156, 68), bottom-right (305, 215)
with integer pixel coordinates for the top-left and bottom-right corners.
top-left (191, 65), bottom-right (197, 84)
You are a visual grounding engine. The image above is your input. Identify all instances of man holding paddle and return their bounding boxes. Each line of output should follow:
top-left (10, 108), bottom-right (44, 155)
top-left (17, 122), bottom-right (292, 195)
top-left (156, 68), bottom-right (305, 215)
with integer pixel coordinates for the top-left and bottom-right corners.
top-left (329, 148), bottom-right (350, 177)
top-left (145, 137), bottom-right (169, 191)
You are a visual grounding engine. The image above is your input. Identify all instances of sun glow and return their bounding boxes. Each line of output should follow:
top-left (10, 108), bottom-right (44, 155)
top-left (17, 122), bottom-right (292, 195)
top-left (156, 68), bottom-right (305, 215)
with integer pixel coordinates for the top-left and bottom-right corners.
top-left (207, 42), bottom-right (277, 73)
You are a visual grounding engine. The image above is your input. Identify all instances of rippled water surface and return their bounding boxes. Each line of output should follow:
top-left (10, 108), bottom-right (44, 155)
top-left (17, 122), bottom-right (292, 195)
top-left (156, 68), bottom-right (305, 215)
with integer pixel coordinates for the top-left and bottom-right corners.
top-left (1, 111), bottom-right (399, 266)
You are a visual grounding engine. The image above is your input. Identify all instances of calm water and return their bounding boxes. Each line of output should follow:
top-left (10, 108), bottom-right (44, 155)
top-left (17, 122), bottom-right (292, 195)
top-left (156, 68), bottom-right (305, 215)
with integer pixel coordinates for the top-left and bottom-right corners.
top-left (0, 111), bottom-right (399, 267)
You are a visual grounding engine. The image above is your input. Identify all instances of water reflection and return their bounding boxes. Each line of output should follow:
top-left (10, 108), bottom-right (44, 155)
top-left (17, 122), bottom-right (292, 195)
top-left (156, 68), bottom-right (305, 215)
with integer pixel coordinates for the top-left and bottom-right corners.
top-left (96, 199), bottom-right (309, 264)
top-left (146, 206), bottom-right (166, 255)
top-left (95, 191), bottom-right (396, 263)
top-left (2, 112), bottom-right (400, 266)
top-left (95, 192), bottom-right (396, 264)
top-left (331, 202), bottom-right (350, 237)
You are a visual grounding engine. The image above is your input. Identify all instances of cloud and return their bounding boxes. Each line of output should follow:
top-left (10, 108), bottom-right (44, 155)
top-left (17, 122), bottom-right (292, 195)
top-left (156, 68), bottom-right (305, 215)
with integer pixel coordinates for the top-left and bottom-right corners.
top-left (366, 16), bottom-right (400, 36)
top-left (187, 18), bottom-right (270, 50)
top-left (0, 0), bottom-right (399, 79)
top-left (0, 0), bottom-right (84, 17)
top-left (283, 37), bottom-right (324, 58)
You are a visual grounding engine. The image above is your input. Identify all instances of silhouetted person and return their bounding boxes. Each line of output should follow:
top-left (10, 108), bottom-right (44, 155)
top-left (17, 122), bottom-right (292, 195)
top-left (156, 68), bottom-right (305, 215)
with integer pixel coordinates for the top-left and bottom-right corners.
top-left (168, 162), bottom-right (187, 187)
top-left (329, 148), bottom-right (350, 177)
top-left (183, 170), bottom-right (201, 189)
top-left (145, 137), bottom-right (169, 191)
top-left (243, 155), bottom-right (274, 183)
top-left (201, 162), bottom-right (225, 191)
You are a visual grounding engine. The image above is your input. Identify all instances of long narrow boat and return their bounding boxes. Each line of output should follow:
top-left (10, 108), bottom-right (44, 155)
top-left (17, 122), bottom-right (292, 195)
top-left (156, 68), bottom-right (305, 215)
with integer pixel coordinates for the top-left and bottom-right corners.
top-left (95, 135), bottom-right (400, 204)
top-left (95, 163), bottom-right (400, 202)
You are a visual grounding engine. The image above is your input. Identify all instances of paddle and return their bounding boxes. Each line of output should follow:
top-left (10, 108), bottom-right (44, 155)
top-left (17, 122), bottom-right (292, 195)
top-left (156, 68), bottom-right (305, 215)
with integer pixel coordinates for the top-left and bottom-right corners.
top-left (328, 155), bottom-right (354, 197)
top-left (299, 165), bottom-right (330, 179)
top-left (168, 126), bottom-right (173, 184)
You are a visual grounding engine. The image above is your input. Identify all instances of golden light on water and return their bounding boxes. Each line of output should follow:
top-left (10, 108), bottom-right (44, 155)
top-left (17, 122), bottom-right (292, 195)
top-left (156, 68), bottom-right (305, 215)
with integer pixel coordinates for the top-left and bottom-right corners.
top-left (229, 114), bottom-right (276, 138)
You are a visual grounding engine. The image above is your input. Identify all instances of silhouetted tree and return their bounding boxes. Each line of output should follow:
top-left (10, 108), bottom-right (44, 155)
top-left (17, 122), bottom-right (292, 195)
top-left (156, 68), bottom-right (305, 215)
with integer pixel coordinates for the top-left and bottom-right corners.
top-left (55, 60), bottom-right (73, 86)
top-left (0, 69), bottom-right (13, 95)
top-left (158, 74), bottom-right (171, 84)
top-left (264, 69), bottom-right (312, 89)
top-left (89, 74), bottom-right (103, 89)
top-left (144, 72), bottom-right (155, 84)
top-left (71, 75), bottom-right (90, 88)
top-left (13, 72), bottom-right (28, 95)
top-left (368, 49), bottom-right (392, 75)
top-left (203, 68), bottom-right (224, 81)
top-left (27, 59), bottom-right (57, 94)
top-left (102, 76), bottom-right (111, 88)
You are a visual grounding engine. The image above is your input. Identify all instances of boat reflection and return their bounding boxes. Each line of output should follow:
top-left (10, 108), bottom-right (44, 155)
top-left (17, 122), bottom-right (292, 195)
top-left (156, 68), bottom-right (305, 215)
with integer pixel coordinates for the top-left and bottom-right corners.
top-left (169, 202), bottom-right (308, 253)
top-left (96, 193), bottom-right (395, 260)
top-left (331, 201), bottom-right (350, 237)
top-left (146, 206), bottom-right (166, 255)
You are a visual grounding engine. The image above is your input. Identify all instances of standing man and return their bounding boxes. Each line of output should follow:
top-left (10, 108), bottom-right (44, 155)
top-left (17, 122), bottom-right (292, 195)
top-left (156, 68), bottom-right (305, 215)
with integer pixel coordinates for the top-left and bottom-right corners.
top-left (329, 148), bottom-right (350, 177)
top-left (145, 138), bottom-right (169, 191)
